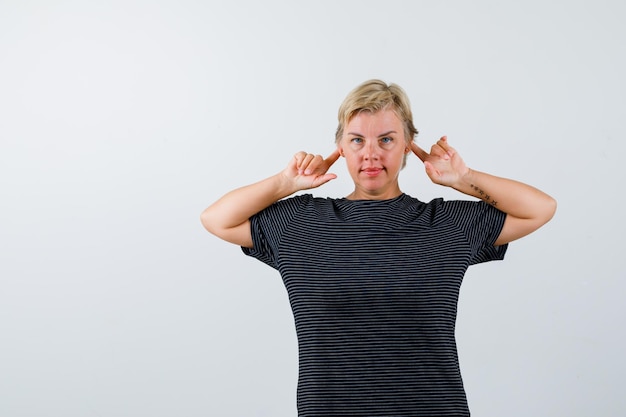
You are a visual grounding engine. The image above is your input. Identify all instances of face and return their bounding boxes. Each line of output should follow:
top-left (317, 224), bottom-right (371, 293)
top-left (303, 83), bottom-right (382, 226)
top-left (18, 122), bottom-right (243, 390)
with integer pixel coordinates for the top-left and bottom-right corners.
top-left (338, 109), bottom-right (410, 200)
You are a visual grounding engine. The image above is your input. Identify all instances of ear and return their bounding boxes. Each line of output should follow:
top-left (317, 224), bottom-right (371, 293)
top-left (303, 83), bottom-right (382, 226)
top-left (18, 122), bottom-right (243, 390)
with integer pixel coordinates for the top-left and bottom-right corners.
top-left (337, 144), bottom-right (345, 157)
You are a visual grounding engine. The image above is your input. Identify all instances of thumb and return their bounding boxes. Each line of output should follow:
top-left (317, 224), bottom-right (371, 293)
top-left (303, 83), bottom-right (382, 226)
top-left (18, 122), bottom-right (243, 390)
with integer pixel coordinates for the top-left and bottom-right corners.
top-left (312, 173), bottom-right (337, 188)
top-left (423, 161), bottom-right (440, 180)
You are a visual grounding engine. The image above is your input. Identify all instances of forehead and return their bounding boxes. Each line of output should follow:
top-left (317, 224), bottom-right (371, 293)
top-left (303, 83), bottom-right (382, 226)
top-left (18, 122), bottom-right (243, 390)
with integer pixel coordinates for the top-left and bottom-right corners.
top-left (345, 109), bottom-right (403, 134)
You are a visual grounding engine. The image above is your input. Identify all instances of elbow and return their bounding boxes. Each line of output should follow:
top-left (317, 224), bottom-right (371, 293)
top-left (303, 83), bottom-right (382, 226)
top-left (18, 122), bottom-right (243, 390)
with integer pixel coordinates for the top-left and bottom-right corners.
top-left (200, 206), bottom-right (252, 247)
top-left (544, 195), bottom-right (557, 224)
top-left (200, 207), bottom-right (216, 235)
top-left (533, 195), bottom-right (557, 230)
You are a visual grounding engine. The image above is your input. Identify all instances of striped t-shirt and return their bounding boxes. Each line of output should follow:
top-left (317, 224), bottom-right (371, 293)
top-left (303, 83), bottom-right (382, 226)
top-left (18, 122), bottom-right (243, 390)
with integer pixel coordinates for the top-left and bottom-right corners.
top-left (243, 193), bottom-right (508, 416)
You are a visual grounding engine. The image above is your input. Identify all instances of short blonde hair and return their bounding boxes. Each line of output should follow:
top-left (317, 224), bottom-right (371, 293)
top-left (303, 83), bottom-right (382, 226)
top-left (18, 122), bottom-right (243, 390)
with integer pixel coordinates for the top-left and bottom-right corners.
top-left (335, 79), bottom-right (419, 145)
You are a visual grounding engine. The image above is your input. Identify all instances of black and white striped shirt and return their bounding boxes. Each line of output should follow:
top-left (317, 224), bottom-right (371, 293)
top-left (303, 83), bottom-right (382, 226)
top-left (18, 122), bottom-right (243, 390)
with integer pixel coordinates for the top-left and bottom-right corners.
top-left (243, 193), bottom-right (507, 416)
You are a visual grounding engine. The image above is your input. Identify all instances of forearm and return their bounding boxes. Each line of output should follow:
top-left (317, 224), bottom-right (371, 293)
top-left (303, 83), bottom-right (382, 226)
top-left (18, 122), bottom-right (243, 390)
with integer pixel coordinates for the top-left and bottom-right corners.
top-left (413, 137), bottom-right (556, 244)
top-left (201, 150), bottom-right (339, 246)
top-left (454, 168), bottom-right (556, 222)
top-left (201, 172), bottom-right (296, 235)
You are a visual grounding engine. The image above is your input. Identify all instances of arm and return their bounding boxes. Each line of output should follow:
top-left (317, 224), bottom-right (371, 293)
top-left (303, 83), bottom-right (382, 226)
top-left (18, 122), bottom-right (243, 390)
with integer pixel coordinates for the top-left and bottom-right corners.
top-left (411, 137), bottom-right (557, 246)
top-left (200, 149), bottom-right (340, 248)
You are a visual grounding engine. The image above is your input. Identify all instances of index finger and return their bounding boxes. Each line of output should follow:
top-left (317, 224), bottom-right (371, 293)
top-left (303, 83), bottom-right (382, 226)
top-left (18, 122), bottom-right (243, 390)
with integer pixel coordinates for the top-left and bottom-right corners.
top-left (325, 148), bottom-right (341, 166)
top-left (410, 141), bottom-right (429, 162)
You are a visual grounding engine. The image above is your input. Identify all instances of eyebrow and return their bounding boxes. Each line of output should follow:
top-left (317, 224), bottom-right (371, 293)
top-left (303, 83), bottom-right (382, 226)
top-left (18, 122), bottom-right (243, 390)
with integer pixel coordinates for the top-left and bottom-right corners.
top-left (346, 130), bottom-right (398, 137)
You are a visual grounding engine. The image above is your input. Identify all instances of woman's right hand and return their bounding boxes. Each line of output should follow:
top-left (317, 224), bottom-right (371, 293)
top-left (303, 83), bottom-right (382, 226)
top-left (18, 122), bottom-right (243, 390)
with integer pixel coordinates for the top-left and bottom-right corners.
top-left (282, 149), bottom-right (340, 191)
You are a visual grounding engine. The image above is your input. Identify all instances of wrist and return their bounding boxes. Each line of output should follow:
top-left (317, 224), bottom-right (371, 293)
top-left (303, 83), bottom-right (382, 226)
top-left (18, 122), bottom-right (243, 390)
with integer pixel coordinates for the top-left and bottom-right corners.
top-left (275, 172), bottom-right (300, 196)
top-left (452, 167), bottom-right (474, 191)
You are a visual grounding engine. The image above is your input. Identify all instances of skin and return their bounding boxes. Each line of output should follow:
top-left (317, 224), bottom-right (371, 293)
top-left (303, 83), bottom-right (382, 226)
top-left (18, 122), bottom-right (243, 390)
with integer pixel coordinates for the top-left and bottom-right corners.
top-left (201, 109), bottom-right (556, 248)
top-left (339, 109), bottom-right (409, 200)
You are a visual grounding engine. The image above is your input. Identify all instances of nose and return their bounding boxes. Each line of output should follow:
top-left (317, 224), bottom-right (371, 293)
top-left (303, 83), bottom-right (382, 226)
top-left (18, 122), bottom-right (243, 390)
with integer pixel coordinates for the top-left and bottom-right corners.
top-left (363, 141), bottom-right (380, 160)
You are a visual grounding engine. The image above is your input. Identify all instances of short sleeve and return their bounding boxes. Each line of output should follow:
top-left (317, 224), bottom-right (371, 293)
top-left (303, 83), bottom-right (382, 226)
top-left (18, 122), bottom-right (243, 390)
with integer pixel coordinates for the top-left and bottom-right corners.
top-left (241, 194), bottom-right (311, 270)
top-left (444, 200), bottom-right (508, 265)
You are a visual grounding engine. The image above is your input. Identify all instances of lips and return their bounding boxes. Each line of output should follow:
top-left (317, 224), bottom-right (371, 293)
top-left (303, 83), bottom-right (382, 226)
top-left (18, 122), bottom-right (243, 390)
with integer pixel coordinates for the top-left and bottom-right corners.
top-left (361, 167), bottom-right (384, 177)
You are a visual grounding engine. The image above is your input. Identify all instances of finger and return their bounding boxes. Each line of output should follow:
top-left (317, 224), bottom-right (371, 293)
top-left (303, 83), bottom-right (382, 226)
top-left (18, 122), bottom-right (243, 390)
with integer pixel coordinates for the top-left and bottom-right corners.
top-left (325, 148), bottom-right (341, 166)
top-left (437, 136), bottom-right (454, 156)
top-left (298, 154), bottom-right (316, 174)
top-left (423, 161), bottom-right (441, 180)
top-left (292, 151), bottom-right (306, 170)
top-left (430, 143), bottom-right (450, 160)
top-left (293, 151), bottom-right (306, 162)
top-left (304, 154), bottom-right (327, 175)
top-left (410, 141), bottom-right (429, 162)
top-left (312, 173), bottom-right (338, 188)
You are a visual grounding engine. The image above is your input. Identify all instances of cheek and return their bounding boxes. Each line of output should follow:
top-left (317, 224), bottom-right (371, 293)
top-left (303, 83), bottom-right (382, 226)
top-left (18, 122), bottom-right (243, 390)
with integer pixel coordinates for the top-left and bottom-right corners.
top-left (344, 153), bottom-right (357, 166)
top-left (341, 147), bottom-right (358, 160)
top-left (388, 149), bottom-right (408, 168)
top-left (342, 152), bottom-right (362, 172)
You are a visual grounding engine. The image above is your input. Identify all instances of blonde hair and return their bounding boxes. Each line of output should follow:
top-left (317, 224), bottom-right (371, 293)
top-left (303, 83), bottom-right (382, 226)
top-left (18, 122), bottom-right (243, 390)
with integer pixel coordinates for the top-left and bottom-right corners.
top-left (335, 79), bottom-right (419, 144)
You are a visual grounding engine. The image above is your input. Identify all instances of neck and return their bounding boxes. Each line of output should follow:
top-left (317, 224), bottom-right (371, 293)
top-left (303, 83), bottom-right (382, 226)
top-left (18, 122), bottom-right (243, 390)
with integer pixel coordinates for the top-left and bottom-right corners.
top-left (346, 186), bottom-right (403, 201)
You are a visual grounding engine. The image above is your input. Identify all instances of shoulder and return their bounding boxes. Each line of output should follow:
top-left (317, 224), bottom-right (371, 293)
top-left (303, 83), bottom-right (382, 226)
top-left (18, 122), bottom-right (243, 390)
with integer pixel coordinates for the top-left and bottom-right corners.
top-left (438, 198), bottom-right (504, 218)
top-left (406, 196), bottom-right (503, 226)
top-left (258, 193), bottom-right (331, 220)
top-left (433, 199), bottom-right (507, 241)
top-left (267, 193), bottom-right (315, 210)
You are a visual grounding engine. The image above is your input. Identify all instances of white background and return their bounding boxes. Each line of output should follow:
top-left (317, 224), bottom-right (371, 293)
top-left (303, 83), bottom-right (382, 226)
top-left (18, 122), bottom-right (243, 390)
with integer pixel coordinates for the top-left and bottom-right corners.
top-left (1, 1), bottom-right (624, 416)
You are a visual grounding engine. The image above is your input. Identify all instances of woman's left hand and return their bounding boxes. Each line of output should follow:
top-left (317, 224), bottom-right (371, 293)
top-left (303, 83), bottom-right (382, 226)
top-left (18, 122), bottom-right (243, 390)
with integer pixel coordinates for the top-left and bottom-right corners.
top-left (411, 136), bottom-right (470, 188)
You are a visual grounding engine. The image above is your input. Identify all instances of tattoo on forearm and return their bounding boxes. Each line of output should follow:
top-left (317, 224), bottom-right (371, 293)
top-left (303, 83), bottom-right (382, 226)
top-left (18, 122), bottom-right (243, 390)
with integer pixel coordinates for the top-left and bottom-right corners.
top-left (470, 184), bottom-right (498, 207)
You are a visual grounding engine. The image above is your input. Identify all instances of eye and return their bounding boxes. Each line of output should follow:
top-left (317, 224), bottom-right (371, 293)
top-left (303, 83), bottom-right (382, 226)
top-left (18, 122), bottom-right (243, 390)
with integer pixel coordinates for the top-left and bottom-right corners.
top-left (380, 136), bottom-right (393, 144)
top-left (350, 137), bottom-right (363, 144)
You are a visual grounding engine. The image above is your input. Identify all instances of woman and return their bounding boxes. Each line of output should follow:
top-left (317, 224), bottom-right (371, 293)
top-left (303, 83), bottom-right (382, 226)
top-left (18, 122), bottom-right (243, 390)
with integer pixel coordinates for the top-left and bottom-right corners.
top-left (201, 79), bottom-right (556, 416)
